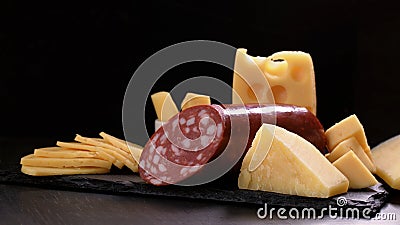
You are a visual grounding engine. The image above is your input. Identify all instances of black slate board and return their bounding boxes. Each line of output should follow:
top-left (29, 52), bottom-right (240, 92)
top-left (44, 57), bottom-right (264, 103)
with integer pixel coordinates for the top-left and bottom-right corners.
top-left (0, 165), bottom-right (389, 218)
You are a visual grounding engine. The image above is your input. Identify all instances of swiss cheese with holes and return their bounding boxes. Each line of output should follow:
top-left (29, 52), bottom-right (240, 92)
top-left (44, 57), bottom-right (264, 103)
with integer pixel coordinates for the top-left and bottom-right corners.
top-left (232, 49), bottom-right (316, 114)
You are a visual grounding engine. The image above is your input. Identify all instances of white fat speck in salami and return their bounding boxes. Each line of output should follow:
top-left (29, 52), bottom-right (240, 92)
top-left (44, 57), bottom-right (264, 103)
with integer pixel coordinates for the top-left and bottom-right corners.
top-left (201, 136), bottom-right (211, 147)
top-left (196, 153), bottom-right (203, 160)
top-left (200, 117), bottom-right (209, 126)
top-left (206, 125), bottom-right (216, 135)
top-left (217, 123), bottom-right (223, 137)
top-left (158, 164), bottom-right (167, 172)
top-left (198, 109), bottom-right (207, 117)
top-left (186, 117), bottom-right (195, 126)
top-left (150, 179), bottom-right (162, 185)
top-left (185, 127), bottom-right (190, 133)
top-left (153, 155), bottom-right (160, 164)
top-left (182, 139), bottom-right (190, 148)
top-left (179, 117), bottom-right (186, 125)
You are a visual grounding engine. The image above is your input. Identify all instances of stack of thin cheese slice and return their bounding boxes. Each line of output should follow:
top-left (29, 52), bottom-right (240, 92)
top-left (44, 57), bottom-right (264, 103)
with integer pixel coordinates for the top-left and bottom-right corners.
top-left (21, 132), bottom-right (143, 176)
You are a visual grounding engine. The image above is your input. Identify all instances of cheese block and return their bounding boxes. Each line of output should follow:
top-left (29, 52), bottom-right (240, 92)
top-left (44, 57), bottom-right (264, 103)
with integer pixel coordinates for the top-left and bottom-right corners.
top-left (238, 124), bottom-right (349, 198)
top-left (151, 91), bottom-right (179, 122)
top-left (181, 92), bottom-right (211, 110)
top-left (21, 165), bottom-right (109, 176)
top-left (56, 141), bottom-right (124, 169)
top-left (99, 132), bottom-right (143, 164)
top-left (332, 151), bottom-right (378, 189)
top-left (372, 135), bottom-right (400, 190)
top-left (34, 147), bottom-right (104, 159)
top-left (325, 115), bottom-right (372, 159)
top-left (75, 135), bottom-right (138, 172)
top-left (327, 137), bottom-right (376, 173)
top-left (20, 154), bottom-right (112, 169)
top-left (233, 49), bottom-right (317, 114)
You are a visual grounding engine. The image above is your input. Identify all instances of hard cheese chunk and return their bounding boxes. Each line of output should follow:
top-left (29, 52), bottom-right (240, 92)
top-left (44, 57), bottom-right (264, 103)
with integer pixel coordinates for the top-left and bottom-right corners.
top-left (372, 135), bottom-right (400, 190)
top-left (233, 49), bottom-right (316, 114)
top-left (238, 124), bottom-right (349, 198)
top-left (151, 91), bottom-right (179, 122)
top-left (333, 151), bottom-right (377, 189)
top-left (181, 92), bottom-right (211, 111)
top-left (21, 165), bottom-right (109, 176)
top-left (20, 154), bottom-right (112, 169)
top-left (325, 115), bottom-right (372, 160)
top-left (327, 137), bottom-right (376, 173)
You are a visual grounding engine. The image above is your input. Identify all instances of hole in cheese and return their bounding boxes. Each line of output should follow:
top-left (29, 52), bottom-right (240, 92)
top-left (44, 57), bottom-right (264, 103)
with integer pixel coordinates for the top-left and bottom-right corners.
top-left (264, 59), bottom-right (288, 77)
top-left (271, 85), bottom-right (287, 103)
top-left (290, 65), bottom-right (306, 82)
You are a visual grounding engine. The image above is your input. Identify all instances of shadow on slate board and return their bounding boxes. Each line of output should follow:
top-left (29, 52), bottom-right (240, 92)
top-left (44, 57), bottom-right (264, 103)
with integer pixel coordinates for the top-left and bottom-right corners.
top-left (0, 165), bottom-right (389, 218)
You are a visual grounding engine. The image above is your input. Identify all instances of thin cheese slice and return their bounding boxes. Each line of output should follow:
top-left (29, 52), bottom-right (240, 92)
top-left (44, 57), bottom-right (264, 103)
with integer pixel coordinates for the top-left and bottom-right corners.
top-left (327, 137), bottom-right (376, 173)
top-left (325, 115), bottom-right (372, 160)
top-left (372, 134), bottom-right (400, 190)
top-left (181, 92), bottom-right (211, 111)
top-left (34, 147), bottom-right (102, 159)
top-left (151, 91), bottom-right (179, 122)
top-left (21, 165), bottom-right (109, 176)
top-left (99, 132), bottom-right (143, 164)
top-left (56, 142), bottom-right (124, 169)
top-left (238, 124), bottom-right (349, 198)
top-left (75, 135), bottom-right (138, 172)
top-left (332, 151), bottom-right (378, 189)
top-left (20, 154), bottom-right (112, 169)
top-left (233, 49), bottom-right (316, 114)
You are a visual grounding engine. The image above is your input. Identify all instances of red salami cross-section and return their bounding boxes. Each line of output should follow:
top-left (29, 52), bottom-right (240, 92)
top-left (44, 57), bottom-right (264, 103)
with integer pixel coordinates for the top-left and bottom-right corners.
top-left (139, 104), bottom-right (327, 186)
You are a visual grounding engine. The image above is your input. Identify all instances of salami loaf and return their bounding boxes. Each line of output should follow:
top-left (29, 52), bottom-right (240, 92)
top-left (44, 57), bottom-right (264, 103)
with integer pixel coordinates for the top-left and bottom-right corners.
top-left (139, 104), bottom-right (326, 186)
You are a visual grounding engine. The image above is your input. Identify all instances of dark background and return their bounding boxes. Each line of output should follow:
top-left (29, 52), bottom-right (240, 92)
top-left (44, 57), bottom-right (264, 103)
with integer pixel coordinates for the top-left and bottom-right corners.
top-left (1, 1), bottom-right (399, 151)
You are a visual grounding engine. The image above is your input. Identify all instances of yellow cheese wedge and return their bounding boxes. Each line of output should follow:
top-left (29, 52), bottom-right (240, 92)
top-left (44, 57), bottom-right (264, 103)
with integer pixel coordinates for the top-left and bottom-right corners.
top-left (233, 49), bottom-right (316, 114)
top-left (238, 124), bottom-right (349, 198)
top-left (75, 135), bottom-right (138, 172)
top-left (181, 92), bottom-right (211, 111)
top-left (99, 132), bottom-right (143, 164)
top-left (372, 135), bottom-right (400, 190)
top-left (327, 137), bottom-right (376, 173)
top-left (151, 91), bottom-right (179, 122)
top-left (34, 147), bottom-right (102, 159)
top-left (325, 115), bottom-right (372, 159)
top-left (56, 142), bottom-right (124, 169)
top-left (20, 154), bottom-right (112, 169)
top-left (21, 165), bottom-right (109, 176)
top-left (332, 151), bottom-right (378, 189)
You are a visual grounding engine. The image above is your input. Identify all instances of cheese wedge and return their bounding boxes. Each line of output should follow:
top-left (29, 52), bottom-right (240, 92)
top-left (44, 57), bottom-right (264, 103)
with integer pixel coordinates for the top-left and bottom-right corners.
top-left (56, 142), bottom-right (124, 169)
top-left (327, 137), bottom-right (376, 173)
top-left (21, 165), bottom-right (109, 176)
top-left (34, 147), bottom-right (103, 159)
top-left (151, 91), bottom-right (179, 122)
top-left (75, 135), bottom-right (138, 172)
top-left (233, 49), bottom-right (316, 114)
top-left (332, 151), bottom-right (378, 189)
top-left (372, 135), bottom-right (400, 190)
top-left (238, 124), bottom-right (349, 198)
top-left (99, 132), bottom-right (143, 164)
top-left (181, 92), bottom-right (211, 110)
top-left (20, 154), bottom-right (112, 169)
top-left (325, 115), bottom-right (372, 160)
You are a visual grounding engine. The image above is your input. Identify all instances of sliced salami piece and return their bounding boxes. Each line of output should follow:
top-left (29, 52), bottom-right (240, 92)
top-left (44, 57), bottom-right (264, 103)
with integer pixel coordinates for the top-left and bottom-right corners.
top-left (139, 104), bottom-right (327, 186)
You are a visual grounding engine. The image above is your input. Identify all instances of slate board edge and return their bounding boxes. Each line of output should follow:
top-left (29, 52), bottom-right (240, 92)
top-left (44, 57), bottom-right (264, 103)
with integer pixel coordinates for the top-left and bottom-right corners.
top-left (0, 167), bottom-right (390, 218)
